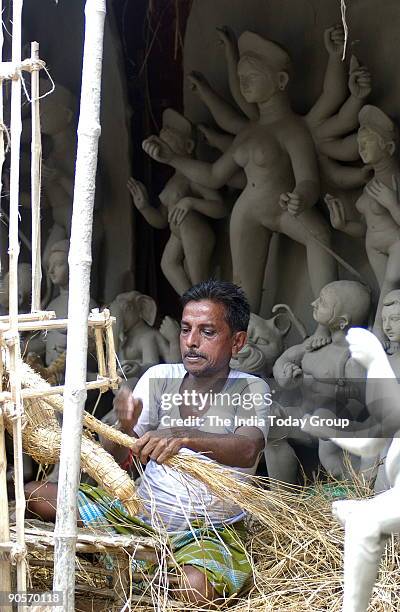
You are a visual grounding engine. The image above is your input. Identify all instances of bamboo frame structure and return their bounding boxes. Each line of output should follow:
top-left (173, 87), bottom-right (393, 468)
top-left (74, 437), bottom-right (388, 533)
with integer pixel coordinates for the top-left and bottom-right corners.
top-left (0, 0), bottom-right (111, 604)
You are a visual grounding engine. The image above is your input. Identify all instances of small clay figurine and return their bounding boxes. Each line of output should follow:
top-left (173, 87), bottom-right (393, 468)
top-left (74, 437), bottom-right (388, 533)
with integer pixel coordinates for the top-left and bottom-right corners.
top-left (271, 281), bottom-right (370, 483)
top-left (326, 105), bottom-right (400, 344)
top-left (130, 109), bottom-right (228, 295)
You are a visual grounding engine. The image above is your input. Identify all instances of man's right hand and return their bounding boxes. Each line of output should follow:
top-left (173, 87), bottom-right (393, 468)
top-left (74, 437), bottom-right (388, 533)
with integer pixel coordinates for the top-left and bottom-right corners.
top-left (113, 384), bottom-right (142, 435)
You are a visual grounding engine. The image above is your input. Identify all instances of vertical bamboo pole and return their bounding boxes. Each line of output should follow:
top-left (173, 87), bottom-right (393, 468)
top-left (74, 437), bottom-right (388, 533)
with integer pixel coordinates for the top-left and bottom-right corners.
top-left (8, 0), bottom-right (27, 596)
top-left (94, 327), bottom-right (106, 377)
top-left (0, 351), bottom-right (12, 610)
top-left (104, 310), bottom-right (118, 388)
top-left (0, 1), bottom-right (11, 603)
top-left (52, 1), bottom-right (106, 609)
top-left (30, 41), bottom-right (42, 312)
top-left (0, 4), bottom-right (3, 283)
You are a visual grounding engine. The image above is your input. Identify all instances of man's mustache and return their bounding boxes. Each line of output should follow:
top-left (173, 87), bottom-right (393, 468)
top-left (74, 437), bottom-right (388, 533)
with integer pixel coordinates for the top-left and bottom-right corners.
top-left (184, 351), bottom-right (207, 359)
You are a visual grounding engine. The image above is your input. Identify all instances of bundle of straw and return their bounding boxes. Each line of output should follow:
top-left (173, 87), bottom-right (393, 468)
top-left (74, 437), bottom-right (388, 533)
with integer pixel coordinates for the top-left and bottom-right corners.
top-left (3, 363), bottom-right (141, 515)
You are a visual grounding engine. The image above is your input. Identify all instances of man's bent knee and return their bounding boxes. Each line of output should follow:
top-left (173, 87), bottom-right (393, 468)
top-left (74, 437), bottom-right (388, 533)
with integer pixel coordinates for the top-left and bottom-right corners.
top-left (177, 565), bottom-right (217, 605)
top-left (25, 481), bottom-right (58, 522)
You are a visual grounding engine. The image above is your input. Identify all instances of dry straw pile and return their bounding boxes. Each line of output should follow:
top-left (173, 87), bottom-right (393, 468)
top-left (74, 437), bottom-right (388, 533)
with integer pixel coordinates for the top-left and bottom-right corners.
top-left (27, 478), bottom-right (400, 611)
top-left (4, 362), bottom-right (400, 609)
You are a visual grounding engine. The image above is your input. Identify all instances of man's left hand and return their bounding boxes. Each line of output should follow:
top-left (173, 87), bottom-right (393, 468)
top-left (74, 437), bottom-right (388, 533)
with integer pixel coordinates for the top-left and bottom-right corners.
top-left (133, 429), bottom-right (189, 465)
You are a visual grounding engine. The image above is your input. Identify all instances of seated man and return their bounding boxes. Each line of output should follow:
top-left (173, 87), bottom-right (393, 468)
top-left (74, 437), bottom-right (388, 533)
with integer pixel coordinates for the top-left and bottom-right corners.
top-left (25, 280), bottom-right (270, 605)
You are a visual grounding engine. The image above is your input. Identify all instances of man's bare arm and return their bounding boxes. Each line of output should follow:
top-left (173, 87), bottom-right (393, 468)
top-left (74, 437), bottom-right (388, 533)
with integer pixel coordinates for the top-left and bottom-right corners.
top-left (133, 426), bottom-right (265, 468)
top-left (100, 385), bottom-right (141, 465)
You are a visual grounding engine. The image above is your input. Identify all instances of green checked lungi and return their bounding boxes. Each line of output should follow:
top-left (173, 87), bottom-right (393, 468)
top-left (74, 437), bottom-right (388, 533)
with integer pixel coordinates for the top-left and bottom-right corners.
top-left (77, 483), bottom-right (252, 597)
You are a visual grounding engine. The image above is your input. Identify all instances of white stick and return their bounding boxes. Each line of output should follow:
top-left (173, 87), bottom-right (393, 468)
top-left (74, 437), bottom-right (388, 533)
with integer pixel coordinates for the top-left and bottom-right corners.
top-left (8, 0), bottom-right (27, 597)
top-left (0, 4), bottom-right (11, 604)
top-left (30, 41), bottom-right (42, 312)
top-left (52, 1), bottom-right (106, 609)
top-left (0, 0), bottom-right (4, 281)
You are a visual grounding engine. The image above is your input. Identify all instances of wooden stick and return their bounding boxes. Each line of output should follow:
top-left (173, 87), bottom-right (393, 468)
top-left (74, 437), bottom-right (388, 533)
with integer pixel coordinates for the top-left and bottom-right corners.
top-left (0, 313), bottom-right (115, 333)
top-left (0, 0), bottom-right (5, 282)
top-left (0, 310), bottom-right (56, 323)
top-left (0, 4), bottom-right (12, 605)
top-left (0, 388), bottom-right (12, 611)
top-left (104, 309), bottom-right (118, 389)
top-left (8, 0), bottom-right (27, 597)
top-left (52, 2), bottom-right (106, 609)
top-left (30, 41), bottom-right (42, 312)
top-left (94, 328), bottom-right (106, 377)
top-left (0, 376), bottom-right (118, 402)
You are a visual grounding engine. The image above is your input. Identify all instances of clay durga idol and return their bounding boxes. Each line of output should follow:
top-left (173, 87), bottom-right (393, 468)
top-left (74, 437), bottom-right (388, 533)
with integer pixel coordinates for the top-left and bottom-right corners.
top-left (142, 33), bottom-right (338, 350)
top-left (195, 24), bottom-right (371, 191)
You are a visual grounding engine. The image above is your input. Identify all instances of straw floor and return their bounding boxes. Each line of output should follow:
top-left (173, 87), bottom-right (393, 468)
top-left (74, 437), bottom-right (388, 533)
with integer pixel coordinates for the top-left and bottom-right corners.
top-left (23, 478), bottom-right (400, 612)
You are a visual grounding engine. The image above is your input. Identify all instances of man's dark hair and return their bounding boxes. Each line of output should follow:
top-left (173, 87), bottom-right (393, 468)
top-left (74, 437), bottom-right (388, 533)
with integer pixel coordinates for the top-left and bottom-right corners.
top-left (181, 279), bottom-right (250, 333)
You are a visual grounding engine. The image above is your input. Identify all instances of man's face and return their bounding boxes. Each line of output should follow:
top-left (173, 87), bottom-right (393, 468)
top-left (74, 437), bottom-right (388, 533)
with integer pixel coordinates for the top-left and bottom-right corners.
top-left (382, 303), bottom-right (400, 342)
top-left (180, 300), bottom-right (246, 377)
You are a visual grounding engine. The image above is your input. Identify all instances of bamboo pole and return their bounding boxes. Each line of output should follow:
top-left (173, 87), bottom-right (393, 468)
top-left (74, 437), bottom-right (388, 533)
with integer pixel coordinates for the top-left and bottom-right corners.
top-left (104, 309), bottom-right (118, 389)
top-left (0, 364), bottom-right (12, 611)
top-left (0, 310), bottom-right (55, 323)
top-left (8, 0), bottom-right (27, 597)
top-left (94, 328), bottom-right (106, 377)
top-left (52, 1), bottom-right (106, 609)
top-left (0, 376), bottom-right (117, 402)
top-left (0, 0), bottom-right (5, 282)
top-left (30, 41), bottom-right (42, 312)
top-left (0, 2), bottom-right (12, 605)
top-left (0, 312), bottom-right (113, 332)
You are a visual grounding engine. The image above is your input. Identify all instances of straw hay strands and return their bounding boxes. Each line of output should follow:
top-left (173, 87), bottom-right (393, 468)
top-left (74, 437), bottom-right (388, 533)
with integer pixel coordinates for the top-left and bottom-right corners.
top-left (3, 362), bottom-right (400, 609)
top-left (23, 480), bottom-right (400, 612)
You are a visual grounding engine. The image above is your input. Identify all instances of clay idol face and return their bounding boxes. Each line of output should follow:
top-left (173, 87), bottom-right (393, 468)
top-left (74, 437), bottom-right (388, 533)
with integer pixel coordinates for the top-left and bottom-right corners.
top-left (382, 303), bottom-right (400, 343)
top-left (311, 288), bottom-right (335, 327)
top-left (47, 251), bottom-right (69, 288)
top-left (238, 57), bottom-right (277, 104)
top-left (357, 127), bottom-right (385, 165)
